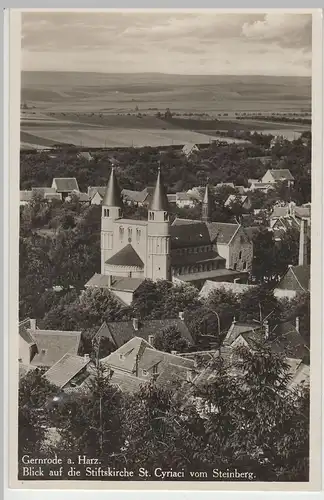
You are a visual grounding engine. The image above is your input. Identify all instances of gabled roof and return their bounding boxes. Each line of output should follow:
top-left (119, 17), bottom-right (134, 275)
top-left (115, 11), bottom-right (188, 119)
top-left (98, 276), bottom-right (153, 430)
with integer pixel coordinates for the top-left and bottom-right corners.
top-left (44, 353), bottom-right (91, 388)
top-left (28, 329), bottom-right (81, 367)
top-left (182, 143), bottom-right (199, 155)
top-left (122, 188), bottom-right (150, 204)
top-left (206, 222), bottom-right (240, 244)
top-left (225, 195), bottom-right (248, 207)
top-left (19, 363), bottom-right (36, 379)
top-left (171, 220), bottom-right (211, 248)
top-left (68, 190), bottom-right (89, 202)
top-left (105, 244), bottom-right (144, 268)
top-left (267, 169), bottom-right (294, 181)
top-left (199, 280), bottom-right (256, 299)
top-left (77, 151), bottom-right (93, 161)
top-left (101, 337), bottom-right (151, 373)
top-left (223, 321), bottom-right (260, 346)
top-left (32, 187), bottom-right (56, 196)
top-left (171, 249), bottom-right (225, 267)
top-left (88, 186), bottom-right (106, 199)
top-left (99, 317), bottom-right (194, 349)
top-left (101, 337), bottom-right (195, 390)
top-left (269, 322), bottom-right (309, 360)
top-left (52, 178), bottom-right (79, 192)
top-left (275, 265), bottom-right (310, 293)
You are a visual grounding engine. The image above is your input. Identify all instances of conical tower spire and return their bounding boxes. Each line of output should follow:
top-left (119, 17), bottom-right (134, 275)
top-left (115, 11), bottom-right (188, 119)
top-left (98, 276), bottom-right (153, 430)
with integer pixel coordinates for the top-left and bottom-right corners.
top-left (150, 166), bottom-right (169, 211)
top-left (102, 166), bottom-right (122, 207)
top-left (202, 181), bottom-right (211, 222)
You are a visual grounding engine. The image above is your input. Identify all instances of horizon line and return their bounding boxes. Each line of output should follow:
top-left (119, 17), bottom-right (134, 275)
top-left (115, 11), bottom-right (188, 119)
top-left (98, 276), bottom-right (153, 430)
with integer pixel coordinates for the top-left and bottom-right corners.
top-left (21, 70), bottom-right (311, 78)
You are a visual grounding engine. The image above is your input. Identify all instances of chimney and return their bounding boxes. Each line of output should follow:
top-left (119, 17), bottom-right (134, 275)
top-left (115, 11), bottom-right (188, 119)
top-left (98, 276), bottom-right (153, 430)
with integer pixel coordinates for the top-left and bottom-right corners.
top-left (232, 316), bottom-right (236, 325)
top-left (84, 354), bottom-right (90, 362)
top-left (295, 317), bottom-right (300, 333)
top-left (132, 318), bottom-right (139, 331)
top-left (148, 335), bottom-right (154, 346)
top-left (264, 320), bottom-right (269, 340)
top-left (178, 311), bottom-right (185, 321)
top-left (30, 319), bottom-right (36, 330)
top-left (298, 218), bottom-right (308, 266)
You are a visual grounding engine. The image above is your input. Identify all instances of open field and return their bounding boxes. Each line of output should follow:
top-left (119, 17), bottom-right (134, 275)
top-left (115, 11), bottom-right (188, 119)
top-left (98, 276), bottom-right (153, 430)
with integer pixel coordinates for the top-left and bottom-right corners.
top-left (21, 71), bottom-right (311, 148)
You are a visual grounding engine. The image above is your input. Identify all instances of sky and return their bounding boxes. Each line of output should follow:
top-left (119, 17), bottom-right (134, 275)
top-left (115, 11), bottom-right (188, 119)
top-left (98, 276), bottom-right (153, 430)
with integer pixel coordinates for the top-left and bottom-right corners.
top-left (21, 11), bottom-right (312, 76)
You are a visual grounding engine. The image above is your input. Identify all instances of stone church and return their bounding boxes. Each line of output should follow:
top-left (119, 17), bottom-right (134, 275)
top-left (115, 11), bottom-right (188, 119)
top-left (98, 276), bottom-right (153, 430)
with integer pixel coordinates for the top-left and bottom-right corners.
top-left (86, 168), bottom-right (253, 305)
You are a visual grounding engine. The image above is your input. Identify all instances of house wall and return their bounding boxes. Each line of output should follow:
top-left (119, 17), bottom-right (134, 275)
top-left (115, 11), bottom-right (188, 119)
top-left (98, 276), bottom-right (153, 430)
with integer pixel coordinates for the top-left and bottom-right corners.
top-left (19, 337), bottom-right (31, 365)
top-left (111, 289), bottom-right (134, 306)
top-left (229, 229), bottom-right (253, 272)
top-left (91, 192), bottom-right (103, 205)
top-left (261, 171), bottom-right (275, 183)
top-left (215, 243), bottom-right (230, 267)
top-left (273, 288), bottom-right (297, 300)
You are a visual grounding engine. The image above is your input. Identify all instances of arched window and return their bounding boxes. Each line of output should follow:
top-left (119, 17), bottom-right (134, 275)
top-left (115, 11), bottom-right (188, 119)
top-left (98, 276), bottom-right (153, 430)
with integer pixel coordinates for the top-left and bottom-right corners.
top-left (164, 212), bottom-right (168, 221)
top-left (239, 251), bottom-right (242, 259)
top-left (149, 211), bottom-right (155, 221)
top-left (104, 208), bottom-right (110, 217)
top-left (119, 226), bottom-right (124, 242)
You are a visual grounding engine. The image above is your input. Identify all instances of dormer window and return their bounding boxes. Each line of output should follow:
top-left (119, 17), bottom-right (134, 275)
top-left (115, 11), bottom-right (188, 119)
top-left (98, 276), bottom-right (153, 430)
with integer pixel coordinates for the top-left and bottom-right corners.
top-left (104, 208), bottom-right (110, 217)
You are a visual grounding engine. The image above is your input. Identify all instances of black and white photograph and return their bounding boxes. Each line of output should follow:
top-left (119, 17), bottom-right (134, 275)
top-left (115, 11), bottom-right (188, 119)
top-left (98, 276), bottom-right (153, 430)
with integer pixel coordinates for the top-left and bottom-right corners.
top-left (9, 8), bottom-right (321, 489)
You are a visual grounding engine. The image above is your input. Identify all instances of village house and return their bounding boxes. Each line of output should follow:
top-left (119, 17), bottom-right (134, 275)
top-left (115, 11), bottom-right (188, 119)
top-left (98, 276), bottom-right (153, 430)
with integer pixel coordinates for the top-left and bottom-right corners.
top-left (77, 151), bottom-right (93, 161)
top-left (247, 181), bottom-right (275, 193)
top-left (43, 353), bottom-right (94, 391)
top-left (65, 190), bottom-right (90, 203)
top-left (92, 313), bottom-right (194, 352)
top-left (88, 186), bottom-right (107, 205)
top-left (182, 143), bottom-right (199, 159)
top-left (121, 187), bottom-right (154, 207)
top-left (261, 169), bottom-right (294, 188)
top-left (270, 202), bottom-right (311, 241)
top-left (175, 191), bottom-right (199, 208)
top-left (229, 319), bottom-right (309, 391)
top-left (224, 194), bottom-right (252, 211)
top-left (85, 169), bottom-right (253, 302)
top-left (18, 318), bottom-right (82, 370)
top-left (51, 177), bottom-right (80, 200)
top-left (100, 337), bottom-right (197, 393)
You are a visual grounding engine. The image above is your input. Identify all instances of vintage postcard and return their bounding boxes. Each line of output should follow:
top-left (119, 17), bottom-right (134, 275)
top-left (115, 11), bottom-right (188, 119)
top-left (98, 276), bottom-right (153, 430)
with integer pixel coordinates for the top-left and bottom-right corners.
top-left (6, 8), bottom-right (322, 491)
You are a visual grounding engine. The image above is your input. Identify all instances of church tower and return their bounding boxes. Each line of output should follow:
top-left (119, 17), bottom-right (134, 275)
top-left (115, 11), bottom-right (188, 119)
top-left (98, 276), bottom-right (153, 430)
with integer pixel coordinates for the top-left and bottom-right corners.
top-left (201, 182), bottom-right (211, 223)
top-left (101, 167), bottom-right (122, 273)
top-left (147, 168), bottom-right (171, 281)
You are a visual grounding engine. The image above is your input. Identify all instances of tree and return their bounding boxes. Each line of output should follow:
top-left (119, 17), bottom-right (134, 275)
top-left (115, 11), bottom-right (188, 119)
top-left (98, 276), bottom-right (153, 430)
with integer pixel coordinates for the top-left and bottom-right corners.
top-left (18, 370), bottom-right (57, 457)
top-left (251, 228), bottom-right (277, 283)
top-left (239, 285), bottom-right (282, 328)
top-left (52, 365), bottom-right (123, 463)
top-left (153, 325), bottom-right (189, 353)
top-left (190, 345), bottom-right (309, 481)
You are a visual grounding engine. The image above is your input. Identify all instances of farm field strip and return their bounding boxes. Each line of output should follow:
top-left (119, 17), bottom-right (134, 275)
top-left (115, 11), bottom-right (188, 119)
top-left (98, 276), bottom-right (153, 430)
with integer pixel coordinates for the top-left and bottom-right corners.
top-left (20, 126), bottom-right (250, 148)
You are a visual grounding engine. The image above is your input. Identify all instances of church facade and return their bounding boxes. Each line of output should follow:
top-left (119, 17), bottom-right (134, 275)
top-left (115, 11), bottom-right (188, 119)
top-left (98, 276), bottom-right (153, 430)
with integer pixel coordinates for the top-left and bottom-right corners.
top-left (85, 168), bottom-right (253, 304)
